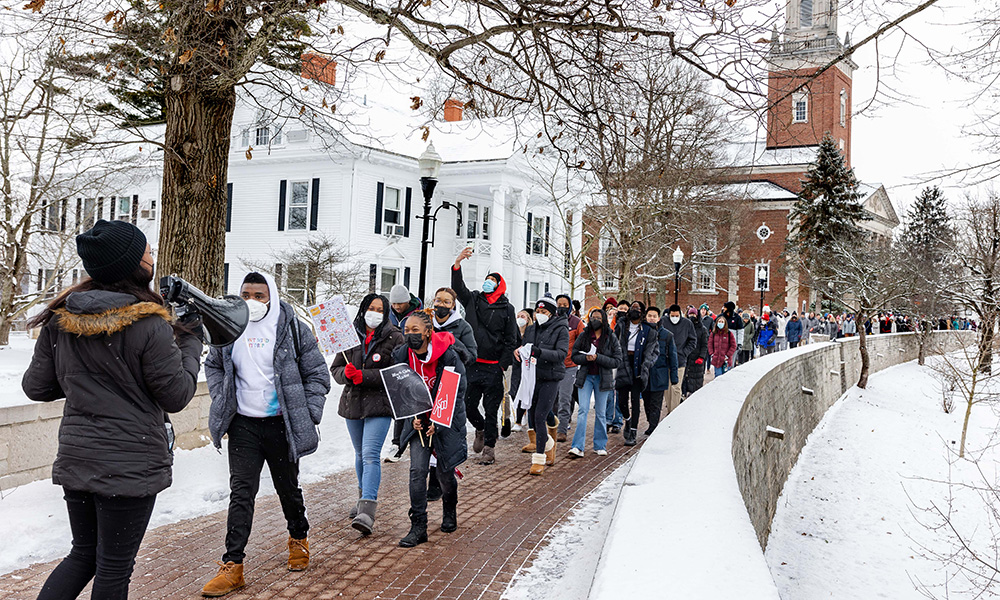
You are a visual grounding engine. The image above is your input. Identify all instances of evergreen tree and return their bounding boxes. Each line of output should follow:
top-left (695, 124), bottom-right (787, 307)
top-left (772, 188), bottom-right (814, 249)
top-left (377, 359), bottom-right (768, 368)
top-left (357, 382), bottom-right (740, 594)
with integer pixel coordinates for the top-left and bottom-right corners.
top-left (900, 186), bottom-right (953, 266)
top-left (786, 133), bottom-right (871, 273)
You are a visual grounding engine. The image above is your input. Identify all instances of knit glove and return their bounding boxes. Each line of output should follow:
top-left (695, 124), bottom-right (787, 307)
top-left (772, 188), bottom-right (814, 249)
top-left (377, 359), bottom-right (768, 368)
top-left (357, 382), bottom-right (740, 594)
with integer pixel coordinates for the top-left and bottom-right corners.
top-left (344, 363), bottom-right (364, 385)
top-left (695, 358), bottom-right (703, 365)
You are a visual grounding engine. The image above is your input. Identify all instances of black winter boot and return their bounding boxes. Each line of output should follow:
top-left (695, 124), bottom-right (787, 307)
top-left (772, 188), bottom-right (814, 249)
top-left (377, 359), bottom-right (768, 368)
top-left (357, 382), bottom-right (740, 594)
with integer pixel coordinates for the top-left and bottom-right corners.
top-left (623, 425), bottom-right (637, 447)
top-left (399, 511), bottom-right (428, 548)
top-left (427, 467), bottom-right (443, 502)
top-left (441, 491), bottom-right (458, 533)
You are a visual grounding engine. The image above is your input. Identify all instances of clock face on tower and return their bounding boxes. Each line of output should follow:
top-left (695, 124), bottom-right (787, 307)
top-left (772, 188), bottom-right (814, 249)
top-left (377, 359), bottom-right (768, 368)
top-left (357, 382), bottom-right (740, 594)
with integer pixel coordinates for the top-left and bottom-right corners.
top-left (756, 223), bottom-right (773, 242)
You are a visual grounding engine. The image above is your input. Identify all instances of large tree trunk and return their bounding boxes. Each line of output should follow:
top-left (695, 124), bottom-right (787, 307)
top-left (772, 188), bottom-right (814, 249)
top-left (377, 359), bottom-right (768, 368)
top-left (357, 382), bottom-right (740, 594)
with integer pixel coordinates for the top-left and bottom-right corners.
top-left (857, 309), bottom-right (870, 389)
top-left (977, 315), bottom-right (994, 375)
top-left (157, 86), bottom-right (236, 297)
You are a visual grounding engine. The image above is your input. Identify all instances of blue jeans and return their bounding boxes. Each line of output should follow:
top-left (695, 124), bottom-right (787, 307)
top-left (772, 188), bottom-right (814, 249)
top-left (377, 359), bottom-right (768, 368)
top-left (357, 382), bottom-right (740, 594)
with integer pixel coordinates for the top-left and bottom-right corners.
top-left (345, 416), bottom-right (392, 501)
top-left (605, 388), bottom-right (623, 427)
top-left (714, 365), bottom-right (729, 377)
top-left (574, 374), bottom-right (610, 451)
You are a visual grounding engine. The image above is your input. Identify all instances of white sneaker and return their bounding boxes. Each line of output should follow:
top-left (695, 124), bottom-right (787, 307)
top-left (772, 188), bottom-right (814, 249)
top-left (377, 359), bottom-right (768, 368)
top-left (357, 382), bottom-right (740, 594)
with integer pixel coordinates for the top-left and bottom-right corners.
top-left (512, 423), bottom-right (523, 432)
top-left (383, 445), bottom-right (402, 463)
top-left (595, 449), bottom-right (608, 456)
top-left (568, 447), bottom-right (584, 459)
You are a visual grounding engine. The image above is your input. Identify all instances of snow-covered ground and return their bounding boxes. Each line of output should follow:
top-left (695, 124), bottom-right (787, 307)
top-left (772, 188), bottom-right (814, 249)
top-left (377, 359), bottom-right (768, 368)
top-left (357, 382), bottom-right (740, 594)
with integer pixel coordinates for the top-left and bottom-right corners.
top-left (766, 358), bottom-right (1000, 599)
top-left (502, 458), bottom-right (633, 600)
top-left (0, 333), bottom-right (38, 408)
top-left (0, 381), bottom-right (369, 577)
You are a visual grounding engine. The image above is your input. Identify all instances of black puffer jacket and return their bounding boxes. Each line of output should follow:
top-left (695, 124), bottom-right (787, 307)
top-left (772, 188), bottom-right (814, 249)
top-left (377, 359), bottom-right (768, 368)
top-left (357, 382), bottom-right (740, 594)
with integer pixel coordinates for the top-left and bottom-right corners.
top-left (519, 314), bottom-right (570, 382)
top-left (685, 316), bottom-right (709, 388)
top-left (614, 319), bottom-right (659, 389)
top-left (22, 291), bottom-right (202, 497)
top-left (571, 316), bottom-right (623, 392)
top-left (451, 266), bottom-right (518, 368)
top-left (331, 294), bottom-right (404, 420)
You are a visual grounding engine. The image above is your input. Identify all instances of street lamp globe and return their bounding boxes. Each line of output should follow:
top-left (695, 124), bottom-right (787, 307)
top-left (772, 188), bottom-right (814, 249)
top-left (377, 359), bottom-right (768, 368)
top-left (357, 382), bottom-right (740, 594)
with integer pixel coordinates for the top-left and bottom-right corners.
top-left (672, 246), bottom-right (684, 268)
top-left (418, 142), bottom-right (443, 179)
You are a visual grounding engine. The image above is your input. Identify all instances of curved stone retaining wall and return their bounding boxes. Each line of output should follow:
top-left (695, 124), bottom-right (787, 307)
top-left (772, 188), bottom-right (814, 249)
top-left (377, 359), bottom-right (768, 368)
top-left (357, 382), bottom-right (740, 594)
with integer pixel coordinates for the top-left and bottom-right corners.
top-left (589, 330), bottom-right (972, 599)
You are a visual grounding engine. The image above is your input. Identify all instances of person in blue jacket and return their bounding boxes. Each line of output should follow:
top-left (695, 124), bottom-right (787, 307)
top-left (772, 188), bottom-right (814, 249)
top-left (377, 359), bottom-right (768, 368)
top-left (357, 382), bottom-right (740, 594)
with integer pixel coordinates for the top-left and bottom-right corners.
top-left (786, 312), bottom-right (803, 349)
top-left (642, 306), bottom-right (679, 435)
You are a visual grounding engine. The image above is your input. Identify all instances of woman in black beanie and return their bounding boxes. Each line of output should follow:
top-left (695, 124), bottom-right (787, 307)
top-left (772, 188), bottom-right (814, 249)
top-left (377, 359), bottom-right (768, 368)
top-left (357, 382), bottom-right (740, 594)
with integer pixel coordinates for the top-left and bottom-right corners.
top-left (22, 220), bottom-right (203, 600)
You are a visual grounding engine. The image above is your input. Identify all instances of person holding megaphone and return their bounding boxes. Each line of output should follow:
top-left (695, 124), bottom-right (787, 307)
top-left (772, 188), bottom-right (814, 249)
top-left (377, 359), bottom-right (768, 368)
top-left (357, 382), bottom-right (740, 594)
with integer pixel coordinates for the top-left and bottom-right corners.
top-left (22, 220), bottom-right (203, 600)
top-left (201, 272), bottom-right (330, 597)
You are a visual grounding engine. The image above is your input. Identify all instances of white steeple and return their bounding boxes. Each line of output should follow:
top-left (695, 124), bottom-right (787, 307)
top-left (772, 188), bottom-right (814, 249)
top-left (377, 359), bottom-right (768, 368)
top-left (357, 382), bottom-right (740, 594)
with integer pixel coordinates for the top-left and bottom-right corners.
top-left (784, 0), bottom-right (838, 42)
top-left (771, 0), bottom-right (854, 75)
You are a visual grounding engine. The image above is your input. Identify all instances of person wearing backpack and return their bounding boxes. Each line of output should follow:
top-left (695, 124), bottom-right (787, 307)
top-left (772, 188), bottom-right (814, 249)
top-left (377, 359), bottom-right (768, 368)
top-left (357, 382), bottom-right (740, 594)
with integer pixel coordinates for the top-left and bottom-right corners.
top-left (755, 312), bottom-right (778, 356)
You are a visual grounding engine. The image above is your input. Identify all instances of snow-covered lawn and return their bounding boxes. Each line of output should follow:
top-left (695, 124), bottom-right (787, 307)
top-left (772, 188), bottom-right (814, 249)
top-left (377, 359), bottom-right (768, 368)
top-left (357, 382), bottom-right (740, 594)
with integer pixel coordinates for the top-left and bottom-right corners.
top-left (765, 358), bottom-right (1000, 599)
top-left (0, 333), bottom-right (39, 409)
top-left (502, 458), bottom-right (633, 600)
top-left (0, 381), bottom-right (368, 577)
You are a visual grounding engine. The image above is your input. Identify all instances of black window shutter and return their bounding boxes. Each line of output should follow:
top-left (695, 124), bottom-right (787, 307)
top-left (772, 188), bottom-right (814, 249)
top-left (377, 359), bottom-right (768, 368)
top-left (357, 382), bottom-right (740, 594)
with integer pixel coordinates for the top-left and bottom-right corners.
top-left (544, 216), bottom-right (551, 257)
top-left (131, 195), bottom-right (139, 224)
top-left (75, 199), bottom-right (81, 233)
top-left (278, 180), bottom-right (287, 231)
top-left (403, 267), bottom-right (411, 288)
top-left (310, 178), bottom-right (320, 231)
top-left (37, 268), bottom-right (42, 291)
top-left (223, 263), bottom-right (229, 294)
top-left (375, 182), bottom-right (384, 235)
top-left (403, 187), bottom-right (412, 237)
top-left (525, 211), bottom-right (533, 254)
top-left (369, 263), bottom-right (377, 293)
top-left (60, 199), bottom-right (67, 231)
top-left (40, 201), bottom-right (47, 229)
top-left (226, 183), bottom-right (233, 232)
top-left (109, 196), bottom-right (116, 221)
top-left (523, 281), bottom-right (528, 304)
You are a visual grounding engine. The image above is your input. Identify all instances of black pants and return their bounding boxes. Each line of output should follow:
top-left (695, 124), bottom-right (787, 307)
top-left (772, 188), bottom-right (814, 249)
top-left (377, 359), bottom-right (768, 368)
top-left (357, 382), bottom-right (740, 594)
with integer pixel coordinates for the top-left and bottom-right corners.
top-left (37, 489), bottom-right (156, 600)
top-left (408, 442), bottom-right (457, 521)
top-left (617, 380), bottom-right (644, 430)
top-left (738, 349), bottom-right (753, 364)
top-left (464, 362), bottom-right (504, 448)
top-left (790, 341), bottom-right (799, 349)
top-left (528, 379), bottom-right (560, 453)
top-left (224, 414), bottom-right (308, 564)
top-left (391, 419), bottom-right (405, 448)
top-left (643, 387), bottom-right (664, 431)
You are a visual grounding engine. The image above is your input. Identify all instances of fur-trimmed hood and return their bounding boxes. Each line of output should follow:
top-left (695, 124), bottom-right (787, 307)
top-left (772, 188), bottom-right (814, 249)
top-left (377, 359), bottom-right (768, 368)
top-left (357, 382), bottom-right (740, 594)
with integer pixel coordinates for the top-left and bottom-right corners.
top-left (54, 291), bottom-right (171, 337)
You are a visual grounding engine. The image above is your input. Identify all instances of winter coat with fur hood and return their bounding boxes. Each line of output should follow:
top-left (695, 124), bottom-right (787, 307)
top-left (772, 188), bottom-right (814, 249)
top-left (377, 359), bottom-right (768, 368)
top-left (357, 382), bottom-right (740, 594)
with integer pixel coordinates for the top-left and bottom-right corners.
top-left (205, 281), bottom-right (331, 462)
top-left (331, 294), bottom-right (404, 420)
top-left (22, 290), bottom-right (202, 497)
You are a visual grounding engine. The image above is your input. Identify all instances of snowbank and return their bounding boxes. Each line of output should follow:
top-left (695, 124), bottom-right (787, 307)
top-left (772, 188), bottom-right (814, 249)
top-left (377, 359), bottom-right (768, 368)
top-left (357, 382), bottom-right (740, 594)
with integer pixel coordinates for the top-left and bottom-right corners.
top-left (0, 382), bottom-right (365, 576)
top-left (0, 334), bottom-right (38, 409)
top-left (765, 358), bottom-right (1000, 599)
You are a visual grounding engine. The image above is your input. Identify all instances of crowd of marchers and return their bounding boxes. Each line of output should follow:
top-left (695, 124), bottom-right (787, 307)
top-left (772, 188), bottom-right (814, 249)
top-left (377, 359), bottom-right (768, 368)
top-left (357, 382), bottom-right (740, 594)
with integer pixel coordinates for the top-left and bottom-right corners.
top-left (17, 218), bottom-right (977, 600)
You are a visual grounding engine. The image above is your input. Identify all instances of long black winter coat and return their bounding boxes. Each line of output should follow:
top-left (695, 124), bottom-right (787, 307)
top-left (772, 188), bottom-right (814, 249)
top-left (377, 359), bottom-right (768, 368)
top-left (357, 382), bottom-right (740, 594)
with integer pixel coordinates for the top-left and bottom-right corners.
top-left (685, 317), bottom-right (709, 389)
top-left (519, 314), bottom-right (570, 382)
top-left (571, 321), bottom-right (623, 392)
top-left (614, 320), bottom-right (659, 389)
top-left (22, 291), bottom-right (202, 497)
top-left (206, 301), bottom-right (331, 461)
top-left (451, 266), bottom-right (518, 368)
top-left (392, 342), bottom-right (468, 471)
top-left (331, 294), bottom-right (404, 420)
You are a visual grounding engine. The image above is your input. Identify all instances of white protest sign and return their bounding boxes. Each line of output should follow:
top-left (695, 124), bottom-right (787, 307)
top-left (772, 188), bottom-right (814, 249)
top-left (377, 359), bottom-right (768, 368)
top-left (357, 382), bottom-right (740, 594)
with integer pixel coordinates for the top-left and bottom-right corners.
top-left (307, 296), bottom-right (360, 356)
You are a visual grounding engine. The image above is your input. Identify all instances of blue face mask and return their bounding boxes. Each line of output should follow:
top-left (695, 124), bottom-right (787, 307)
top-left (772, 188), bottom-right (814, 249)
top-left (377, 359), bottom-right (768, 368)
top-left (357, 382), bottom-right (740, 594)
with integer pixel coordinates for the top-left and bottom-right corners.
top-left (483, 279), bottom-right (497, 293)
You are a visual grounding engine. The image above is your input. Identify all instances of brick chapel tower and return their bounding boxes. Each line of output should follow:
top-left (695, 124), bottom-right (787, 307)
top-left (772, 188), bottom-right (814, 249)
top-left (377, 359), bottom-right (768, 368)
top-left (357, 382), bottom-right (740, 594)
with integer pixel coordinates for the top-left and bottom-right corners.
top-left (767, 0), bottom-right (856, 167)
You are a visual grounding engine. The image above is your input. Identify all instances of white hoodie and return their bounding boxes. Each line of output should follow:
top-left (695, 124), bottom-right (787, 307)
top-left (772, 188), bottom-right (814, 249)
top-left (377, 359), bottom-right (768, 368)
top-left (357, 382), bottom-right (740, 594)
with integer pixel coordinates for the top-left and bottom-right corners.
top-left (232, 272), bottom-right (282, 417)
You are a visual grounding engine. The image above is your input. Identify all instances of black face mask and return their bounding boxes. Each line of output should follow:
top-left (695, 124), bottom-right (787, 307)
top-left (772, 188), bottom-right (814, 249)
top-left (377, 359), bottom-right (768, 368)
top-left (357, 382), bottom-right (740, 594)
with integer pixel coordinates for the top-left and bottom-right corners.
top-left (628, 308), bottom-right (641, 321)
top-left (589, 318), bottom-right (603, 330)
top-left (405, 333), bottom-right (425, 350)
top-left (557, 306), bottom-right (570, 317)
top-left (434, 305), bottom-right (451, 319)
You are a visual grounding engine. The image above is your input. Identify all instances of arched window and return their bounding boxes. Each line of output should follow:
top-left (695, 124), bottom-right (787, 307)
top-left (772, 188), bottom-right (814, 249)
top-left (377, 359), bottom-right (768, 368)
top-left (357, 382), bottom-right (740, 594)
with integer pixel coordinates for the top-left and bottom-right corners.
top-left (597, 227), bottom-right (620, 290)
top-left (792, 90), bottom-right (809, 123)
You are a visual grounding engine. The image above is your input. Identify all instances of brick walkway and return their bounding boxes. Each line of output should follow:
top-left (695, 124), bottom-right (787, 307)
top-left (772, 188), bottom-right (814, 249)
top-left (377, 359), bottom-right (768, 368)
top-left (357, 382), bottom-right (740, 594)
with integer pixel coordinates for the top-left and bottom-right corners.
top-left (0, 414), bottom-right (647, 600)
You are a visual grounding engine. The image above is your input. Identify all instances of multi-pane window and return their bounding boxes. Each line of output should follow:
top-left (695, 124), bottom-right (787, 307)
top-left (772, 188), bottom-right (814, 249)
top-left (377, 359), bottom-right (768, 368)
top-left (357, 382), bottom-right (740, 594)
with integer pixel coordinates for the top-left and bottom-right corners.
top-left (83, 198), bottom-right (96, 229)
top-left (285, 262), bottom-right (314, 304)
top-left (288, 181), bottom-right (309, 230)
top-left (840, 89), bottom-right (848, 127)
top-left (598, 228), bottom-right (619, 290)
top-left (528, 282), bottom-right (540, 305)
top-left (482, 206), bottom-right (490, 241)
top-left (467, 204), bottom-right (479, 239)
top-left (380, 267), bottom-right (398, 294)
top-left (793, 91), bottom-right (808, 123)
top-left (531, 216), bottom-right (545, 255)
top-left (382, 186), bottom-right (404, 236)
top-left (693, 265), bottom-right (716, 293)
top-left (117, 196), bottom-right (131, 222)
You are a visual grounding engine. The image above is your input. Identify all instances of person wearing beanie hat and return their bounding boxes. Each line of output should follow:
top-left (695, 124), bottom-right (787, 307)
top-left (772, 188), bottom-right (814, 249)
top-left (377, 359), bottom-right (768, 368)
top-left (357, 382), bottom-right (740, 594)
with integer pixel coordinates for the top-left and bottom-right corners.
top-left (22, 222), bottom-right (203, 599)
top-left (451, 248), bottom-right (518, 463)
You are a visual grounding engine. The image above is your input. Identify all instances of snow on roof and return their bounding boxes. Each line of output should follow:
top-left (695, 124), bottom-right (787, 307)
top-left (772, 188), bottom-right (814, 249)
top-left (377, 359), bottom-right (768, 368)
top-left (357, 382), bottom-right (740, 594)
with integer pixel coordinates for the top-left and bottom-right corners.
top-left (724, 140), bottom-right (819, 168)
top-left (720, 181), bottom-right (798, 201)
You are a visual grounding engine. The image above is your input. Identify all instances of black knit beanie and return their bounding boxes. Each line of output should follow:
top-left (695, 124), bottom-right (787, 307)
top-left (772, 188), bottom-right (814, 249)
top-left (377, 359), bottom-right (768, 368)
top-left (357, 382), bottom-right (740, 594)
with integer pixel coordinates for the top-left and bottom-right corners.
top-left (76, 220), bottom-right (148, 284)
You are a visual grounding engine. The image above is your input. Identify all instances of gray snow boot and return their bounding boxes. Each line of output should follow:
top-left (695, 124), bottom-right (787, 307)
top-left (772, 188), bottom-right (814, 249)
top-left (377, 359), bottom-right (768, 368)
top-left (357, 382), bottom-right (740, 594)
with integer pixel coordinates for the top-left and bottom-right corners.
top-left (348, 487), bottom-right (362, 519)
top-left (351, 500), bottom-right (377, 536)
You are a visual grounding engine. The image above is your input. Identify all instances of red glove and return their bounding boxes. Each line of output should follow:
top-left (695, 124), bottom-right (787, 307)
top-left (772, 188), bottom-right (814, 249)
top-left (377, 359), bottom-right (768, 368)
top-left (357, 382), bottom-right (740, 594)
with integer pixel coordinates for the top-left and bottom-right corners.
top-left (695, 358), bottom-right (704, 365)
top-left (344, 363), bottom-right (364, 385)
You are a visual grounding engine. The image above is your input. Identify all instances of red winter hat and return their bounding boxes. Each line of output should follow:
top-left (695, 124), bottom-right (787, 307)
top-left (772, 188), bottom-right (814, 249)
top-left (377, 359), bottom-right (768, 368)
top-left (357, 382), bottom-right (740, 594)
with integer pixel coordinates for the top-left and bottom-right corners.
top-left (762, 313), bottom-right (770, 321)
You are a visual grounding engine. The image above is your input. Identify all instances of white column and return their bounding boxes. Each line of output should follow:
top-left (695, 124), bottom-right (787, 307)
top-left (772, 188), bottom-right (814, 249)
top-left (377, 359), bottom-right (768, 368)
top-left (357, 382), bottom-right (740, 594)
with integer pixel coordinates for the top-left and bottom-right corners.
top-left (489, 185), bottom-right (508, 274)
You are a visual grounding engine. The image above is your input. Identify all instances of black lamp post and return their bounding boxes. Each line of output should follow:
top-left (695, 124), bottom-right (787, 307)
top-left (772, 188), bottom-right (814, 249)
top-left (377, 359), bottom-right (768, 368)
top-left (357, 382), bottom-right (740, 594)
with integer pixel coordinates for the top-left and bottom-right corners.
top-left (757, 265), bottom-right (768, 316)
top-left (417, 143), bottom-right (443, 303)
top-left (672, 246), bottom-right (684, 306)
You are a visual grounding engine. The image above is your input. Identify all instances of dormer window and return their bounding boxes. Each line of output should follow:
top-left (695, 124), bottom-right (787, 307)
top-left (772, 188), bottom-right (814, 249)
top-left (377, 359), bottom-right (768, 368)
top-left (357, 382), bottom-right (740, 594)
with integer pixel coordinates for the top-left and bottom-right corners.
top-left (793, 90), bottom-right (809, 123)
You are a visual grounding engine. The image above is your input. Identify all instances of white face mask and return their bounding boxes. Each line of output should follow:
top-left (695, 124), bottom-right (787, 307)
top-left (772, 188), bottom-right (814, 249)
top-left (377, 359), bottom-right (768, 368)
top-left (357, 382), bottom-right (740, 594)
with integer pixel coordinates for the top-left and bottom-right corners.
top-left (717, 321), bottom-right (725, 329)
top-left (364, 310), bottom-right (383, 329)
top-left (246, 299), bottom-right (269, 322)
top-left (669, 315), bottom-right (680, 325)
top-left (536, 313), bottom-right (550, 326)
top-left (516, 317), bottom-right (528, 328)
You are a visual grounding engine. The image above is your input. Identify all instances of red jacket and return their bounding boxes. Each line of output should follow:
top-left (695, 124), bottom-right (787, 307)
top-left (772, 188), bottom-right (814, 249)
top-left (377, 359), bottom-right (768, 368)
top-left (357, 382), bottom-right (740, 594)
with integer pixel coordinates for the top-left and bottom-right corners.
top-left (708, 330), bottom-right (737, 368)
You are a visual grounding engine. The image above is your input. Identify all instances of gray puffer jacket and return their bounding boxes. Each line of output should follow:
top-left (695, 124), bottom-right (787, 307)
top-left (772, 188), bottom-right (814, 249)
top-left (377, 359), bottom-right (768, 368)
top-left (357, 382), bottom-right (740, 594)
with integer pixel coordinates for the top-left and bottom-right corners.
top-left (205, 300), bottom-right (331, 461)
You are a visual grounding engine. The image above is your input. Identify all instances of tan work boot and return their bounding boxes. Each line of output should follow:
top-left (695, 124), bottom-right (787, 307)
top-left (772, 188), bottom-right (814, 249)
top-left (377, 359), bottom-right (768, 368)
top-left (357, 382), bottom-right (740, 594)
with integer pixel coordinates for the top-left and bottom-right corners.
top-left (202, 561), bottom-right (245, 597)
top-left (288, 536), bottom-right (309, 571)
top-left (529, 452), bottom-right (546, 475)
top-left (521, 429), bottom-right (536, 453)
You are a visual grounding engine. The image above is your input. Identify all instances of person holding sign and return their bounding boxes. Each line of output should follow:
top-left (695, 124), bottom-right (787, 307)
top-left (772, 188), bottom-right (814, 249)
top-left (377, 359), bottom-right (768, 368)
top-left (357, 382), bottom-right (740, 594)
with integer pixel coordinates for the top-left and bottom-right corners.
top-left (392, 310), bottom-right (468, 548)
top-left (515, 296), bottom-right (569, 476)
top-left (330, 293), bottom-right (403, 536)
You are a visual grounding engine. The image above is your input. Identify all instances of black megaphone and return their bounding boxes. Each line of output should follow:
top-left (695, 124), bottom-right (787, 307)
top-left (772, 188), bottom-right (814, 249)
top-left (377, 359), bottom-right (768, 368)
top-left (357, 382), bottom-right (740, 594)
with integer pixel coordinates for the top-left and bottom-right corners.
top-left (159, 276), bottom-right (250, 347)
